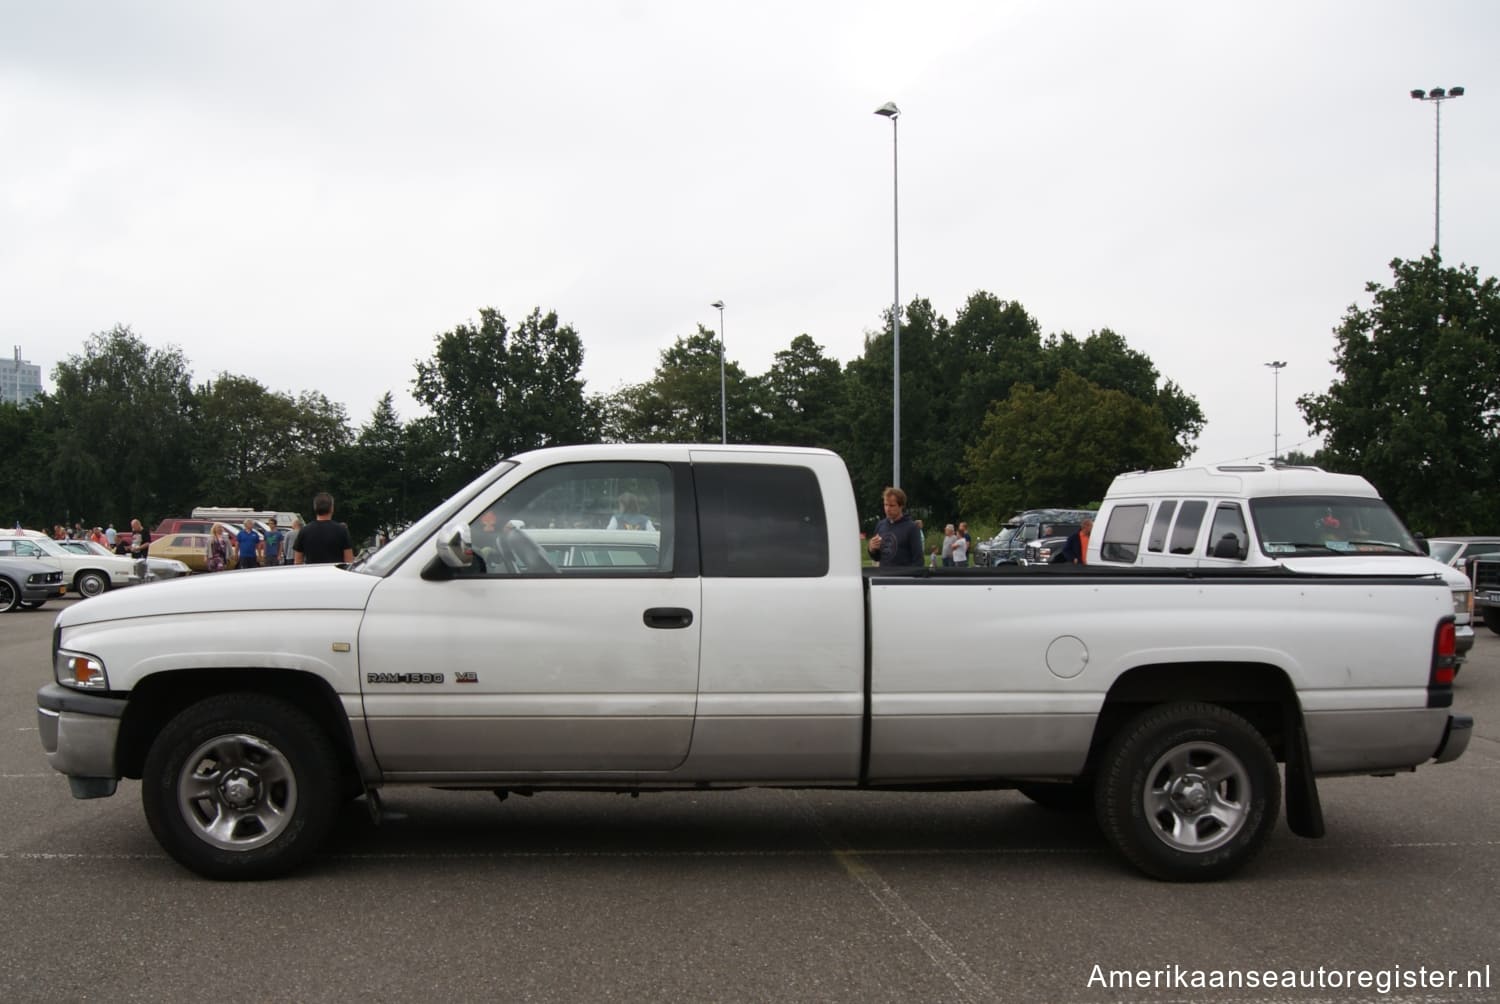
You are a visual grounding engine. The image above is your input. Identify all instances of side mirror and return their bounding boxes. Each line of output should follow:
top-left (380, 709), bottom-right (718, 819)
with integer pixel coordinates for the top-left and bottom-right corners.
top-left (434, 522), bottom-right (474, 569)
top-left (1413, 533), bottom-right (1430, 556)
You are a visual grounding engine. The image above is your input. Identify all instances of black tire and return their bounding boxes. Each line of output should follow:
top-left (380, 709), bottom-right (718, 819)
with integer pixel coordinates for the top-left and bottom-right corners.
top-left (0, 576), bottom-right (19, 613)
top-left (1096, 702), bottom-right (1280, 882)
top-left (75, 570), bottom-right (109, 598)
top-left (142, 693), bottom-right (339, 880)
top-left (20, 599), bottom-right (47, 610)
top-left (1018, 781), bottom-right (1094, 813)
top-left (1484, 607), bottom-right (1500, 635)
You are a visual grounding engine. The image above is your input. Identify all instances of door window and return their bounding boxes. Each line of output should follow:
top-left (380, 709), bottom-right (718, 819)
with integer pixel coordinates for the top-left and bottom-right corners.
top-left (466, 462), bottom-right (675, 577)
top-left (1206, 503), bottom-right (1249, 560)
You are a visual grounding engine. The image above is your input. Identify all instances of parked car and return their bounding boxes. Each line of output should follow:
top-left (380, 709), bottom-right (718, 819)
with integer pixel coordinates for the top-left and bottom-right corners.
top-left (980, 508), bottom-right (1097, 566)
top-left (1426, 536), bottom-right (1500, 570)
top-left (56, 540), bottom-right (191, 581)
top-left (1471, 555), bottom-right (1500, 635)
top-left (0, 533), bottom-right (141, 597)
top-left (1020, 518), bottom-right (1093, 565)
top-left (0, 556), bottom-right (67, 612)
top-left (148, 527), bottom-right (242, 572)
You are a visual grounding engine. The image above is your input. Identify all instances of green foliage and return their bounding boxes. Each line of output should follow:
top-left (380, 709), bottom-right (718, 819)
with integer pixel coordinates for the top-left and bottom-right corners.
top-left (602, 327), bottom-right (767, 443)
top-left (47, 325), bottom-right (197, 525)
top-left (412, 308), bottom-right (599, 477)
top-left (958, 371), bottom-right (1186, 518)
top-left (1299, 254), bottom-right (1500, 533)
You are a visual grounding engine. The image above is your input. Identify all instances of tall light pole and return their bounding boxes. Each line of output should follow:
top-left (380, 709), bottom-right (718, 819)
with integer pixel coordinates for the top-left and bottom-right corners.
top-left (1265, 361), bottom-right (1286, 463)
top-left (1410, 86), bottom-right (1465, 255)
top-left (710, 300), bottom-right (726, 444)
top-left (874, 100), bottom-right (901, 488)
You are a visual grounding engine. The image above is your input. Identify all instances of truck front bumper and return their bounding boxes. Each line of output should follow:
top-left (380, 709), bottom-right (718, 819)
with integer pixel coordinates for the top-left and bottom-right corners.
top-left (36, 683), bottom-right (125, 798)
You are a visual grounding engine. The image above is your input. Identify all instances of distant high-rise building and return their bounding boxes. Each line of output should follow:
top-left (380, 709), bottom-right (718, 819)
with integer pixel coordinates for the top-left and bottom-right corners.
top-left (0, 347), bottom-right (43, 405)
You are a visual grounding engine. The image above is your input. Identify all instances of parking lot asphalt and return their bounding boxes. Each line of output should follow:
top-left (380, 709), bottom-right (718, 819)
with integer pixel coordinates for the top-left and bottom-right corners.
top-left (2, 595), bottom-right (1496, 1002)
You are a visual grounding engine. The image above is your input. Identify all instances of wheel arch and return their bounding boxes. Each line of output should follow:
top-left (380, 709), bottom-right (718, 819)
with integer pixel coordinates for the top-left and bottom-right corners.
top-left (1086, 661), bottom-right (1301, 772)
top-left (116, 669), bottom-right (362, 794)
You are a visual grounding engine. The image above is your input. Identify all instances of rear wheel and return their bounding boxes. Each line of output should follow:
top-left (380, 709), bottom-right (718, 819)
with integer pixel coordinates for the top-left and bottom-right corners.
top-left (1096, 702), bottom-right (1280, 882)
top-left (142, 693), bottom-right (338, 880)
top-left (0, 577), bottom-right (19, 613)
top-left (75, 570), bottom-right (109, 597)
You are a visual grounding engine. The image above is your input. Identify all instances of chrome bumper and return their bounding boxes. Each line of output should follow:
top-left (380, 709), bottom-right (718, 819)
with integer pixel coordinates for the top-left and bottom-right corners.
top-left (35, 683), bottom-right (125, 798)
top-left (1433, 714), bottom-right (1473, 764)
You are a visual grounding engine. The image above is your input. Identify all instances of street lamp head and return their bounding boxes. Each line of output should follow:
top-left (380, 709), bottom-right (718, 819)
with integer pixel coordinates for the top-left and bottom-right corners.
top-left (1411, 89), bottom-right (1426, 100)
top-left (1265, 360), bottom-right (1286, 369)
top-left (874, 101), bottom-right (900, 119)
top-left (710, 300), bottom-right (724, 310)
top-left (1429, 87), bottom-right (1446, 99)
top-left (1449, 86), bottom-right (1465, 97)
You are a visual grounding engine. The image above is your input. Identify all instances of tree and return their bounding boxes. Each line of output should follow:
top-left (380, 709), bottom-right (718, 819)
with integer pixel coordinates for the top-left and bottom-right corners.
top-left (412, 307), bottom-right (599, 480)
top-left (760, 334), bottom-right (847, 448)
top-left (47, 325), bottom-right (197, 526)
top-left (959, 371), bottom-right (1186, 518)
top-left (1299, 254), bottom-right (1500, 533)
top-left (605, 327), bottom-right (767, 443)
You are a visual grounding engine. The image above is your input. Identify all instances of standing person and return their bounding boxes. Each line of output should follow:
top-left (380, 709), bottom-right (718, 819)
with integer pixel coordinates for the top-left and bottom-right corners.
top-left (951, 527), bottom-right (969, 567)
top-left (941, 524), bottom-right (957, 567)
top-left (235, 519), bottom-right (262, 569)
top-left (262, 518), bottom-right (284, 566)
top-left (294, 492), bottom-right (355, 565)
top-left (207, 525), bottom-right (230, 572)
top-left (866, 487), bottom-right (924, 568)
top-left (958, 521), bottom-right (973, 566)
top-left (104, 523), bottom-right (117, 547)
top-left (1060, 518), bottom-right (1094, 564)
top-left (282, 516), bottom-right (304, 564)
top-left (128, 518), bottom-right (151, 580)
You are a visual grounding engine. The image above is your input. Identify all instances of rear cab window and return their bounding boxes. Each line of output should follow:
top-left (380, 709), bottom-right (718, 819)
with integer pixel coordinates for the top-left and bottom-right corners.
top-left (694, 463), bottom-right (828, 577)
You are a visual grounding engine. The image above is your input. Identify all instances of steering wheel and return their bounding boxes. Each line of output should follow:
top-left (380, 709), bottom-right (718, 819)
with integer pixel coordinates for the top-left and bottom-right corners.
top-left (501, 524), bottom-right (558, 575)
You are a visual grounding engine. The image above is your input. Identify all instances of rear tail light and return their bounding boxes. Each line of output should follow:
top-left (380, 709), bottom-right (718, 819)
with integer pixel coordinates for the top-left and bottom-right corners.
top-left (1428, 618), bottom-right (1456, 707)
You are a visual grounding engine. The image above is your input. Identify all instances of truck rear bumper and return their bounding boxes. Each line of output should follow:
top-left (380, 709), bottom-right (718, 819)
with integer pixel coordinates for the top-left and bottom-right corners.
top-left (1305, 707), bottom-right (1458, 774)
top-left (1433, 714), bottom-right (1473, 764)
top-left (36, 683), bottom-right (125, 797)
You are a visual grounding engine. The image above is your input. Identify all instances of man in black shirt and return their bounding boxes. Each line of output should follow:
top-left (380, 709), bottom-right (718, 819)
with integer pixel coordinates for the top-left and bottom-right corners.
top-left (866, 486), bottom-right (924, 568)
top-left (293, 492), bottom-right (355, 565)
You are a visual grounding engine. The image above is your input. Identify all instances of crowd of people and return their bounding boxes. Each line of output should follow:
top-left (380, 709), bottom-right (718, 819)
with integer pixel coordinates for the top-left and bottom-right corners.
top-left (25, 492), bottom-right (356, 574)
top-left (866, 488), bottom-right (1093, 569)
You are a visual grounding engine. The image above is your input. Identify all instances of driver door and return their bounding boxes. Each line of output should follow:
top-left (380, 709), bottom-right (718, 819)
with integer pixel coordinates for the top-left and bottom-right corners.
top-left (358, 460), bottom-right (701, 777)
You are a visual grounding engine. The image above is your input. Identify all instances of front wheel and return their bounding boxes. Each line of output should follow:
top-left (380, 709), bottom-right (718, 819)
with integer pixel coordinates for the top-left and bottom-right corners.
top-left (1484, 606), bottom-right (1500, 635)
top-left (142, 693), bottom-right (338, 880)
top-left (1096, 702), bottom-right (1280, 882)
top-left (0, 577), bottom-right (19, 613)
top-left (75, 570), bottom-right (109, 597)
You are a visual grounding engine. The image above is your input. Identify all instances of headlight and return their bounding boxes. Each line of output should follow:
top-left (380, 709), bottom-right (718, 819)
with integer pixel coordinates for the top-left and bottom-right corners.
top-left (56, 650), bottom-right (109, 690)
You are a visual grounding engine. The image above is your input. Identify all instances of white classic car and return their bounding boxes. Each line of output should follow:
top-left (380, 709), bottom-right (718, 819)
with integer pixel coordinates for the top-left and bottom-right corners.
top-left (0, 533), bottom-right (143, 597)
top-left (56, 539), bottom-right (190, 582)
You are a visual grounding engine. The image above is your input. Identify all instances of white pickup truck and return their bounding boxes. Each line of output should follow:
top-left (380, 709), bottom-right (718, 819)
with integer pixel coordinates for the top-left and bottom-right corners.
top-left (37, 445), bottom-right (1472, 882)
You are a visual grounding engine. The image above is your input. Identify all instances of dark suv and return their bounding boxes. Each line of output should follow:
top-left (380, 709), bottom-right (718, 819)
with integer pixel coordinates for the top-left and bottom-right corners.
top-left (977, 508), bottom-right (1097, 566)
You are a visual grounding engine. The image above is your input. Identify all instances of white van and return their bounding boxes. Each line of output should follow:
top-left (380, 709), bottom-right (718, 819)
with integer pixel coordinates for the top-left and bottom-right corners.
top-left (1091, 464), bottom-right (1475, 658)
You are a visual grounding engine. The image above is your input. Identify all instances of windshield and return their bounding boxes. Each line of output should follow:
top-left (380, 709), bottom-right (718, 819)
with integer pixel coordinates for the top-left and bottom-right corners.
top-left (1427, 541), bottom-right (1461, 565)
top-left (1249, 496), bottom-right (1420, 556)
top-left (355, 461), bottom-right (520, 575)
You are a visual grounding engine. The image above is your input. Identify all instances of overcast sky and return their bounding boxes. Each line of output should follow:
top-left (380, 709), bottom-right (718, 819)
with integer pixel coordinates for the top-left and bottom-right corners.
top-left (3, 1), bottom-right (1496, 472)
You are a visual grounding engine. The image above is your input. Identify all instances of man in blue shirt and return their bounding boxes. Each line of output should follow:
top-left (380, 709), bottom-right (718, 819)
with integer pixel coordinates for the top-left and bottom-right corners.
top-left (235, 520), bottom-right (262, 569)
top-left (262, 518), bottom-right (284, 565)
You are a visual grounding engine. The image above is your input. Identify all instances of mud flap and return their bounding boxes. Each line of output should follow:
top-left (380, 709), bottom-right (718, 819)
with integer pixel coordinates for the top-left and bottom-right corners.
top-left (1284, 711), bottom-right (1325, 839)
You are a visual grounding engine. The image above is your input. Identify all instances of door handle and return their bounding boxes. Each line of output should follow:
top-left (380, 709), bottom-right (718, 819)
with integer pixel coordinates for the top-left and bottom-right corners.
top-left (643, 607), bottom-right (693, 629)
